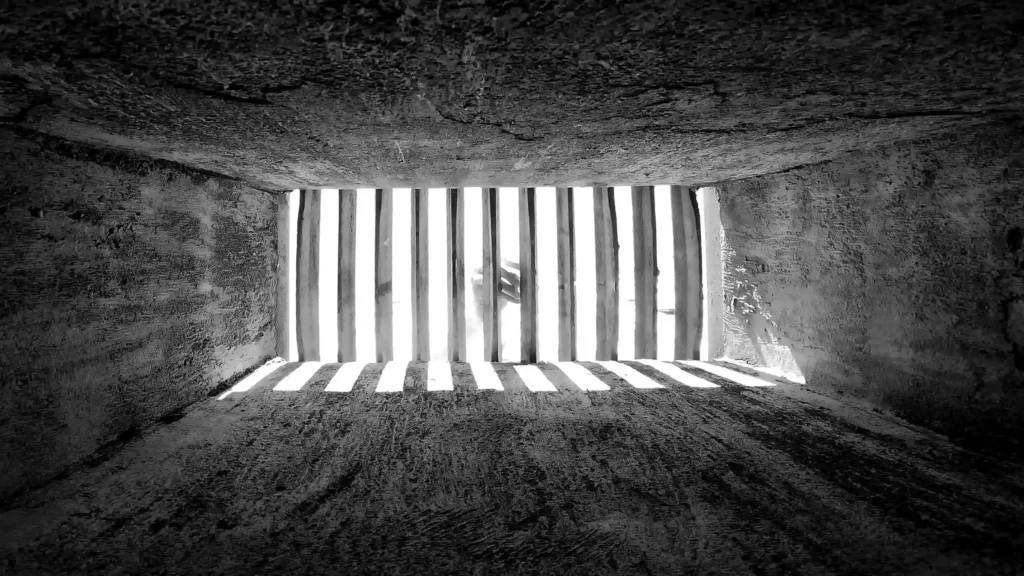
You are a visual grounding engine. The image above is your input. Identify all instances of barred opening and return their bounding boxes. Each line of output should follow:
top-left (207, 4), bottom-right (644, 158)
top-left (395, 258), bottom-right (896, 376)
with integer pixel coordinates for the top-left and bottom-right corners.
top-left (277, 186), bottom-right (708, 364)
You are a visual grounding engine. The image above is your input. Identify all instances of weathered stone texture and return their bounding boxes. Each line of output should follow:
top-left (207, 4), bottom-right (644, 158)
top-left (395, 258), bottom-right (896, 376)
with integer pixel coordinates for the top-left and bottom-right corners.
top-left (3, 367), bottom-right (1023, 575)
top-left (1, 0), bottom-right (1022, 188)
top-left (0, 130), bottom-right (278, 500)
top-left (717, 122), bottom-right (1024, 448)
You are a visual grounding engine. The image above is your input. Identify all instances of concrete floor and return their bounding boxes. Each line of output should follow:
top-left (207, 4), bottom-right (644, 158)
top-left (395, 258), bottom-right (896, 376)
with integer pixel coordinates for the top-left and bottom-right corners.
top-left (2, 361), bottom-right (1022, 575)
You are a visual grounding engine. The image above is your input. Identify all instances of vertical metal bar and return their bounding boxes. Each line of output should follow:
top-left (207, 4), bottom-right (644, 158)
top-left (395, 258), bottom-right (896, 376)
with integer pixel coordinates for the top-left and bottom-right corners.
top-left (296, 189), bottom-right (321, 361)
top-left (447, 187), bottom-right (467, 361)
top-left (672, 186), bottom-right (703, 360)
top-left (482, 187), bottom-right (501, 361)
top-left (556, 186), bottom-right (576, 361)
top-left (411, 188), bottom-right (430, 361)
top-left (632, 186), bottom-right (657, 359)
top-left (519, 187), bottom-right (538, 363)
top-left (593, 186), bottom-right (619, 360)
top-left (374, 188), bottom-right (393, 362)
top-left (337, 189), bottom-right (357, 361)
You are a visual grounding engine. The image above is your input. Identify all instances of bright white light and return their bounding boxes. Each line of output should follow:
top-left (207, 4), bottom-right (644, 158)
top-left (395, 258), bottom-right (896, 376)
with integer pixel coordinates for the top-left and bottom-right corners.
top-left (463, 188), bottom-right (484, 361)
top-left (499, 187), bottom-right (520, 362)
top-left (469, 362), bottom-right (504, 390)
top-left (513, 364), bottom-right (559, 392)
top-left (393, 188), bottom-right (413, 361)
top-left (678, 361), bottom-right (777, 387)
top-left (536, 188), bottom-right (559, 361)
top-left (217, 359), bottom-right (285, 399)
top-left (428, 189), bottom-right (449, 360)
top-left (696, 188), bottom-right (710, 361)
top-left (319, 190), bottom-right (340, 362)
top-left (355, 189), bottom-right (376, 361)
top-left (636, 359), bottom-right (719, 388)
top-left (323, 362), bottom-right (367, 392)
top-left (718, 357), bottom-right (806, 384)
top-left (614, 186), bottom-right (635, 360)
top-left (427, 362), bottom-right (454, 391)
top-left (375, 361), bottom-right (407, 392)
top-left (596, 361), bottom-right (664, 389)
top-left (654, 185), bottom-right (675, 360)
top-left (288, 191), bottom-right (299, 362)
top-left (573, 187), bottom-right (596, 360)
top-left (273, 361), bottom-right (324, 391)
top-left (552, 361), bottom-right (610, 391)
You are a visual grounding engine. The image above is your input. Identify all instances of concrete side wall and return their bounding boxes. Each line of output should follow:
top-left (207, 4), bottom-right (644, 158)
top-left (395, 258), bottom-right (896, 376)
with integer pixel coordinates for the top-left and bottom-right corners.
top-left (0, 131), bottom-right (278, 500)
top-left (715, 123), bottom-right (1024, 449)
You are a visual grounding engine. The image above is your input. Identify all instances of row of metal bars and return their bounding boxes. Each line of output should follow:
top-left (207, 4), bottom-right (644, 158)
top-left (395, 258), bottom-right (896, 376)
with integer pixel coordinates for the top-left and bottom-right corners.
top-left (275, 186), bottom-right (702, 363)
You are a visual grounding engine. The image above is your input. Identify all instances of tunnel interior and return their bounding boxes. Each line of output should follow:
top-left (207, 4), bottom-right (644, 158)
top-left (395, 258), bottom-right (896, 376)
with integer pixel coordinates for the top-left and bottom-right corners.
top-left (2, 1), bottom-right (1024, 574)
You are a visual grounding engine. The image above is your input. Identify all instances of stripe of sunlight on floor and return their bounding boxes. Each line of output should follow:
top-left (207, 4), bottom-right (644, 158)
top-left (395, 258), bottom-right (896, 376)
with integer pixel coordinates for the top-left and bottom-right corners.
top-left (427, 362), bottom-right (454, 391)
top-left (678, 361), bottom-right (778, 387)
top-left (324, 362), bottom-right (368, 392)
top-left (217, 358), bottom-right (287, 399)
top-left (552, 362), bottom-right (610, 391)
top-left (513, 364), bottom-right (559, 392)
top-left (216, 361), bottom-right (774, 399)
top-left (273, 362), bottom-right (325, 391)
top-left (469, 362), bottom-right (504, 390)
top-left (596, 361), bottom-right (665, 389)
top-left (636, 359), bottom-right (720, 388)
top-left (375, 361), bottom-right (408, 392)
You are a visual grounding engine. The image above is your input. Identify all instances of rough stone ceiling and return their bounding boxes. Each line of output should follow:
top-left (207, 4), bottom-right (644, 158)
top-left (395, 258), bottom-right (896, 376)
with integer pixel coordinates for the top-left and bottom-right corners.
top-left (2, 0), bottom-right (1023, 190)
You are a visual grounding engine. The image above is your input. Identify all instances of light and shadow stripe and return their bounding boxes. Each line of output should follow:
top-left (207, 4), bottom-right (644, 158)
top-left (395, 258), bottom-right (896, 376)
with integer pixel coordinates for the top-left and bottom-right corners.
top-left (281, 186), bottom-right (705, 364)
top-left (219, 360), bottom-right (775, 398)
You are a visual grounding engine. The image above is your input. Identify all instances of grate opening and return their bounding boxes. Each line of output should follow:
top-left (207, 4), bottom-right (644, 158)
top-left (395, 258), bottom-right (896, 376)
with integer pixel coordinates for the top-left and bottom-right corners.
top-left (276, 186), bottom-right (708, 364)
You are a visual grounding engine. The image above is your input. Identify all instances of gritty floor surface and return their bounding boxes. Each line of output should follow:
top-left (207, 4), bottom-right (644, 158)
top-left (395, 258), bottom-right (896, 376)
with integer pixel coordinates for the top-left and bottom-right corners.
top-left (2, 361), bottom-right (1022, 576)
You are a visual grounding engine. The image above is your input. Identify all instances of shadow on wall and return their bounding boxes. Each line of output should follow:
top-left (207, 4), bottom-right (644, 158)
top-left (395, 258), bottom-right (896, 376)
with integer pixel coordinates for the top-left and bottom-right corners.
top-left (698, 186), bottom-right (805, 384)
top-left (721, 251), bottom-right (805, 383)
top-left (710, 126), bottom-right (1024, 451)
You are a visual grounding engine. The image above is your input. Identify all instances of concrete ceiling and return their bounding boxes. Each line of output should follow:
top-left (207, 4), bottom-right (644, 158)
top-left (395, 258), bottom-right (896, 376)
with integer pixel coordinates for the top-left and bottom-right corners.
top-left (2, 0), bottom-right (1022, 190)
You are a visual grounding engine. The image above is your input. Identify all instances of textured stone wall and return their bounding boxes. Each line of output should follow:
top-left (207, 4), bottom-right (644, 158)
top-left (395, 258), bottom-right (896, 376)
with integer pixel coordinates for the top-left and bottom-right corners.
top-left (0, 130), bottom-right (278, 500)
top-left (715, 121), bottom-right (1024, 449)
top-left (2, 1), bottom-right (1022, 189)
